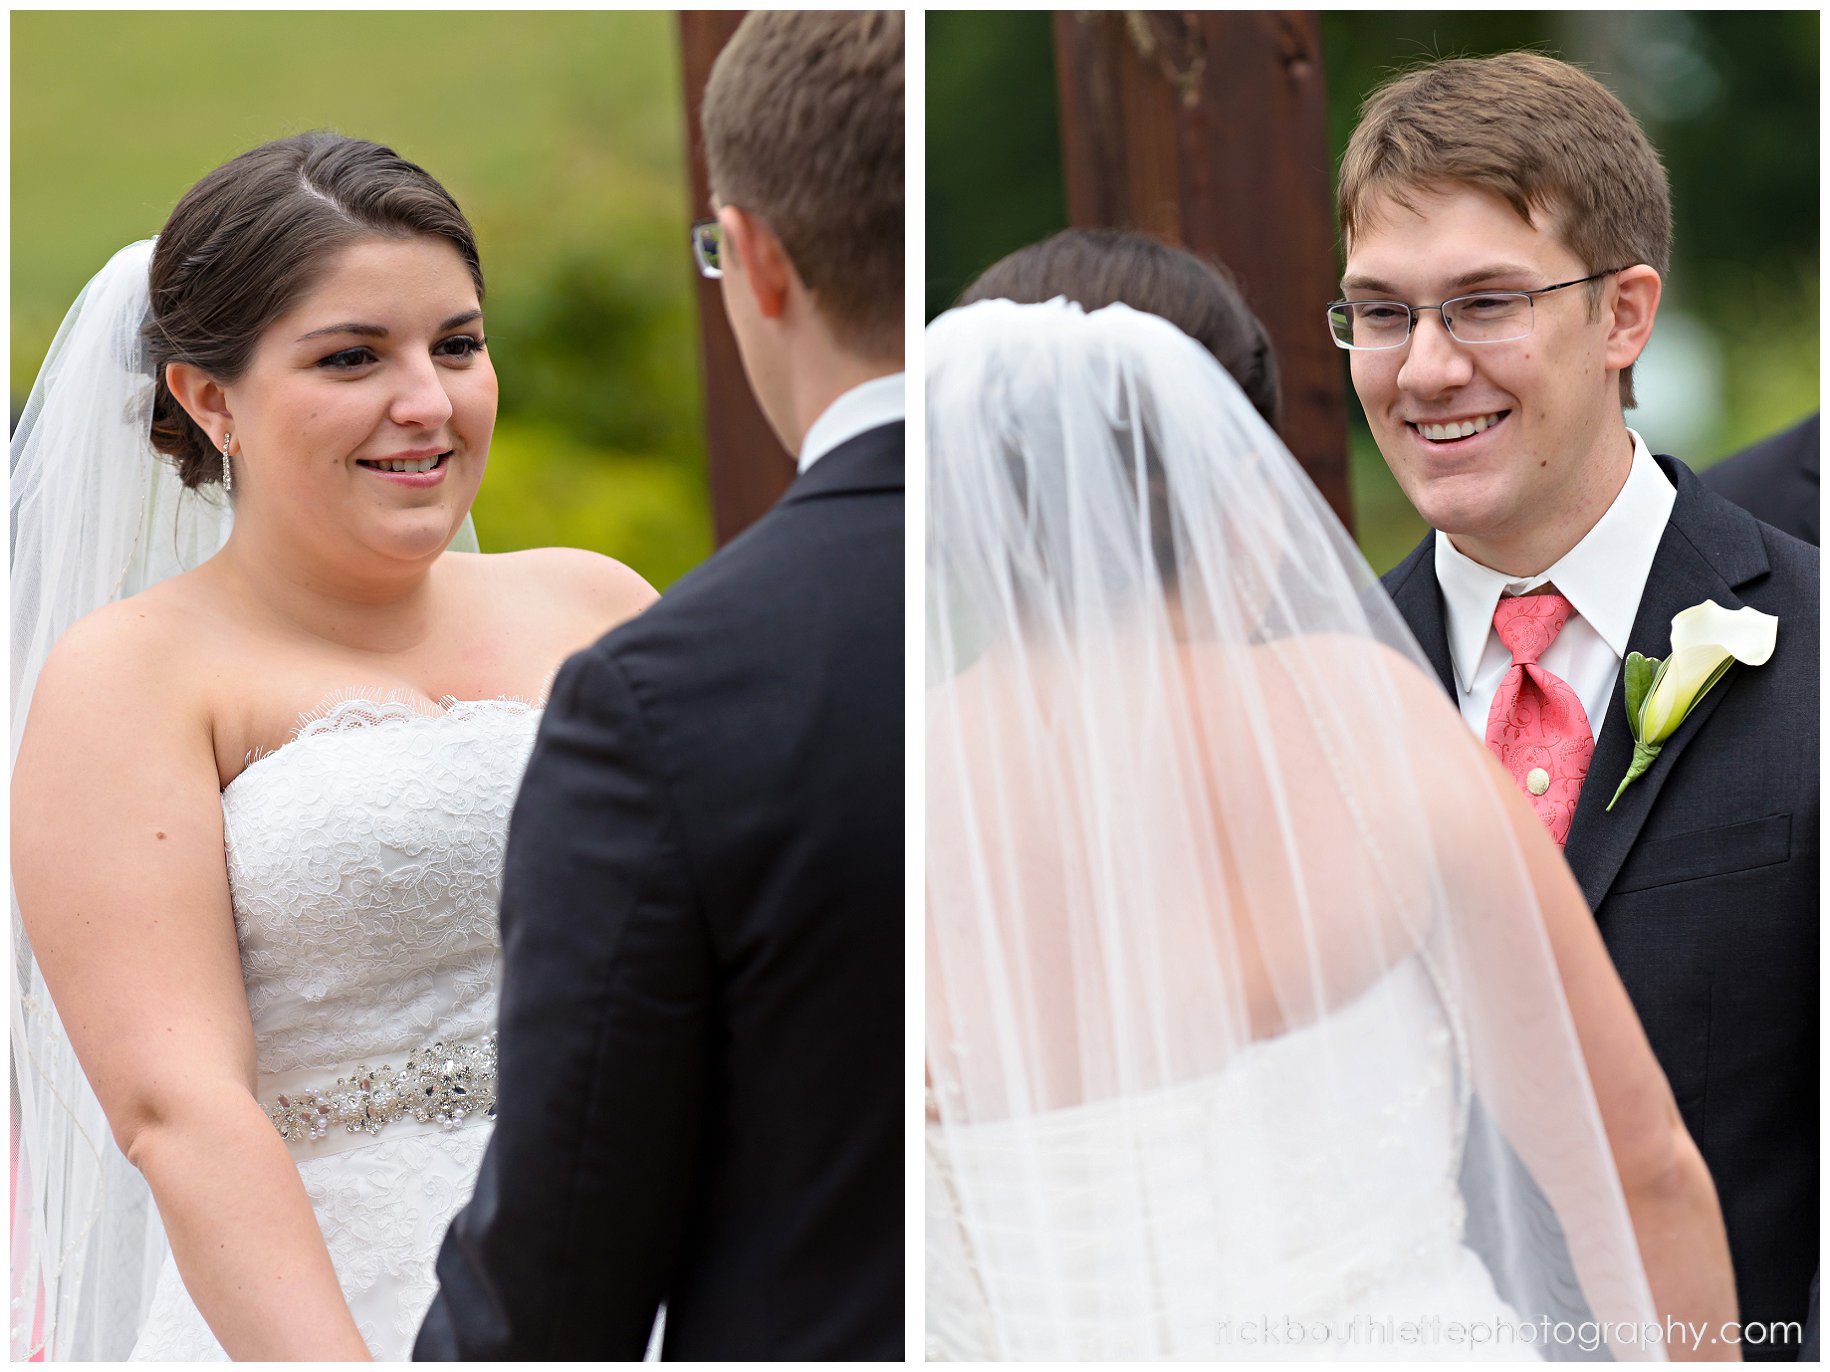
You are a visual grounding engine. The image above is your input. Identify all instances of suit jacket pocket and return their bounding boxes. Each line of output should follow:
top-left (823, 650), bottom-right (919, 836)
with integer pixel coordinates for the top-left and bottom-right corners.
top-left (1611, 812), bottom-right (1792, 895)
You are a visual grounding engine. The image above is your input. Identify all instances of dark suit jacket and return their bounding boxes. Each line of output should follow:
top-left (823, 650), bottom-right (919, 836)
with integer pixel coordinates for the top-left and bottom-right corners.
top-left (1383, 455), bottom-right (1819, 1359)
top-left (416, 422), bottom-right (905, 1360)
top-left (1702, 413), bottom-right (1819, 548)
top-left (1801, 1271), bottom-right (1819, 1361)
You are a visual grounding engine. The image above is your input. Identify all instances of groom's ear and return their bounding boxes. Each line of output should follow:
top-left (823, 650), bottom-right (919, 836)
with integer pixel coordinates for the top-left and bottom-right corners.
top-left (719, 206), bottom-right (792, 322)
top-left (1603, 265), bottom-right (1661, 375)
top-left (164, 362), bottom-right (233, 452)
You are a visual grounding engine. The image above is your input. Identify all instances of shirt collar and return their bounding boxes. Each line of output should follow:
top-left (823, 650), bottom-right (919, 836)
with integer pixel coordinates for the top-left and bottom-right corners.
top-left (1434, 428), bottom-right (1676, 692)
top-left (798, 373), bottom-right (906, 473)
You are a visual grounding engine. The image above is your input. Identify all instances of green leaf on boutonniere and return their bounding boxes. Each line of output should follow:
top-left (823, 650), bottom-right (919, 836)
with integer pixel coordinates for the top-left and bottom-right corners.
top-left (1622, 651), bottom-right (1660, 734)
top-left (1610, 652), bottom-right (1667, 811)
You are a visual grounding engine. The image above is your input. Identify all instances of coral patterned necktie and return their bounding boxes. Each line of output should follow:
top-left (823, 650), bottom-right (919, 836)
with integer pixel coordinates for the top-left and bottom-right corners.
top-left (1484, 593), bottom-right (1595, 847)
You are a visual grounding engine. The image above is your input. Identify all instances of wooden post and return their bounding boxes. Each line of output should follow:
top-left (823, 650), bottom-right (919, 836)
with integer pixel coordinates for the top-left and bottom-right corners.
top-left (679, 11), bottom-right (798, 547)
top-left (1053, 11), bottom-right (1352, 530)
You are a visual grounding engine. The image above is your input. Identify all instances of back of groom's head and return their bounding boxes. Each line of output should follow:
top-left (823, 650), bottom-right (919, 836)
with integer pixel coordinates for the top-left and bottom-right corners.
top-left (702, 11), bottom-right (903, 362)
top-left (1338, 52), bottom-right (1670, 406)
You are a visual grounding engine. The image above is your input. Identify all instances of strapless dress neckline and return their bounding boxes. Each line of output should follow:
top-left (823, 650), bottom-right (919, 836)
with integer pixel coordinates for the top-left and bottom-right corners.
top-left (227, 693), bottom-right (546, 794)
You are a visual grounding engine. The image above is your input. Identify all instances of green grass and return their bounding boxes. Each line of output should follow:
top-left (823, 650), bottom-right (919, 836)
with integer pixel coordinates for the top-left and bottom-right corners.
top-left (1348, 431), bottom-right (1432, 576)
top-left (478, 419), bottom-right (712, 591)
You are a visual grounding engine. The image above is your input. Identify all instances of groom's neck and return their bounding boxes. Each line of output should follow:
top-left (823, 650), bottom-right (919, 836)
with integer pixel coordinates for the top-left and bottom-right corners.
top-left (784, 348), bottom-right (902, 455)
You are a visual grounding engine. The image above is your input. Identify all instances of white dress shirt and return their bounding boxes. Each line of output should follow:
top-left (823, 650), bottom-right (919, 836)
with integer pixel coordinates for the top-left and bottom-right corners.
top-left (1436, 430), bottom-right (1676, 746)
top-left (798, 372), bottom-right (905, 473)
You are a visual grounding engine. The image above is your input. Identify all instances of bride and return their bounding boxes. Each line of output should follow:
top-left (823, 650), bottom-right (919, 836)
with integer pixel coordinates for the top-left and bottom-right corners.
top-left (10, 132), bottom-right (655, 1359)
top-left (925, 285), bottom-right (1737, 1359)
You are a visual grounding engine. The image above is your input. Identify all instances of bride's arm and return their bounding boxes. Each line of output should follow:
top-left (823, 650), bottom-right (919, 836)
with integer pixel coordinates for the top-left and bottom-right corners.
top-left (12, 611), bottom-right (370, 1361)
top-left (1477, 741), bottom-right (1737, 1359)
top-left (1388, 652), bottom-right (1736, 1360)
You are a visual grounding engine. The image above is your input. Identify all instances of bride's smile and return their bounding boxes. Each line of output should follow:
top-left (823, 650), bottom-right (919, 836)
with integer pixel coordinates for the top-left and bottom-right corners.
top-left (354, 447), bottom-right (452, 483)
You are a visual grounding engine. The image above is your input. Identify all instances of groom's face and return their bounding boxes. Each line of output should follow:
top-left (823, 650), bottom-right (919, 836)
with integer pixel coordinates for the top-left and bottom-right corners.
top-left (1343, 184), bottom-right (1626, 574)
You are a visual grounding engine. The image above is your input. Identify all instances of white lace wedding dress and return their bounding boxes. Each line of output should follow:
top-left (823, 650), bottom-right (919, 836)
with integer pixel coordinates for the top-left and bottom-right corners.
top-left (128, 696), bottom-right (542, 1361)
top-left (925, 959), bottom-right (1538, 1361)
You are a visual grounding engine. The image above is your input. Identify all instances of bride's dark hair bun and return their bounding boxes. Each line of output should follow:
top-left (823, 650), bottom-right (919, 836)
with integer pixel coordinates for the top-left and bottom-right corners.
top-left (958, 229), bottom-right (1286, 591)
top-left (958, 228), bottom-right (1283, 434)
top-left (144, 131), bottom-right (485, 490)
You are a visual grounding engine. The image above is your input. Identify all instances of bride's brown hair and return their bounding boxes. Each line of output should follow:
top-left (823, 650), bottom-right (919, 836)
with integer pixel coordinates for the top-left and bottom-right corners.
top-left (143, 131), bottom-right (484, 490)
top-left (958, 228), bottom-right (1283, 434)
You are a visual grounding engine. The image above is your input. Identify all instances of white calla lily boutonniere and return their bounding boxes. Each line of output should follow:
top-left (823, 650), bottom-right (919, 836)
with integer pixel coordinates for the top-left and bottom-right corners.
top-left (1607, 600), bottom-right (1779, 810)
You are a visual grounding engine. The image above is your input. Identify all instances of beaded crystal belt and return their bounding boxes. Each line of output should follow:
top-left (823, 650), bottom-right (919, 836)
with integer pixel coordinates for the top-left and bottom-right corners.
top-left (265, 1034), bottom-right (497, 1145)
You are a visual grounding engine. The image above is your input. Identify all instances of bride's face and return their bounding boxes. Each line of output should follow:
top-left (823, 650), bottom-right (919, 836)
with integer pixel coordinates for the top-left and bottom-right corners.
top-left (223, 235), bottom-right (496, 568)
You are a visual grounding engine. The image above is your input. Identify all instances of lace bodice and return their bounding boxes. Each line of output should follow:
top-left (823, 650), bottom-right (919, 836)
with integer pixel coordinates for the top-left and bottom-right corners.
top-left (223, 696), bottom-right (543, 1076)
top-left (924, 959), bottom-right (1524, 1360)
top-left (129, 696), bottom-right (544, 1361)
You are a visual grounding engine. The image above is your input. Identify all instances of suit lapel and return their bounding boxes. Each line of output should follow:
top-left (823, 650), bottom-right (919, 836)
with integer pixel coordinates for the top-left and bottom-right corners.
top-left (1561, 457), bottom-right (1772, 908)
top-left (1384, 533), bottom-right (1456, 696)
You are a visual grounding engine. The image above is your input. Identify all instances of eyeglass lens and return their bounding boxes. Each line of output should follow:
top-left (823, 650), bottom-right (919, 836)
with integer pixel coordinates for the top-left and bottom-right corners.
top-left (1330, 293), bottom-right (1535, 348)
top-left (693, 222), bottom-right (723, 277)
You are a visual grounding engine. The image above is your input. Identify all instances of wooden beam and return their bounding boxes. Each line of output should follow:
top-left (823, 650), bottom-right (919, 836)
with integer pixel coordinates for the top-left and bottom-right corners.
top-left (679, 11), bottom-right (798, 547)
top-left (1053, 11), bottom-right (1352, 531)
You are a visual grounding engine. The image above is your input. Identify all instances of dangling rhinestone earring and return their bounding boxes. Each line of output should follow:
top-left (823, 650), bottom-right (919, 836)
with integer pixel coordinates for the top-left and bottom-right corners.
top-left (221, 432), bottom-right (233, 493)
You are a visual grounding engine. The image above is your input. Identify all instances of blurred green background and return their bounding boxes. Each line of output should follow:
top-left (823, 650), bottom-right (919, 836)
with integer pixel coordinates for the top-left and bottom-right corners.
top-left (12, 10), bottom-right (713, 588)
top-left (928, 11), bottom-right (1820, 574)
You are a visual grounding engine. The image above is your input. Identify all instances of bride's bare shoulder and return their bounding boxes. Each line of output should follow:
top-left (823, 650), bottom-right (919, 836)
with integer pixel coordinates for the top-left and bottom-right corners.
top-left (17, 588), bottom-right (227, 786)
top-left (447, 546), bottom-right (658, 632)
top-left (1246, 630), bottom-right (1415, 676)
top-left (45, 572), bottom-right (200, 655)
top-left (1248, 633), bottom-right (1450, 709)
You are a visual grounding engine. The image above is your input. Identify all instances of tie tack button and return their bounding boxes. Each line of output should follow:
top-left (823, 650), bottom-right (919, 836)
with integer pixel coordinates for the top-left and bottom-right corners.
top-left (1526, 767), bottom-right (1550, 796)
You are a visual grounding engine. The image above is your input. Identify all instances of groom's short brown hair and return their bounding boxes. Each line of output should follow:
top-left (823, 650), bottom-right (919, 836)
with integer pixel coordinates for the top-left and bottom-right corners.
top-left (1338, 51), bottom-right (1670, 406)
top-left (702, 11), bottom-right (903, 358)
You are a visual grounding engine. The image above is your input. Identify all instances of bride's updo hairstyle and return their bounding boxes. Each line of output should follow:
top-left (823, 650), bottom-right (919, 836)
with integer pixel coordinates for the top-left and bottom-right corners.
top-left (958, 228), bottom-right (1283, 432)
top-left (144, 131), bottom-right (484, 489)
top-left (957, 230), bottom-right (1285, 593)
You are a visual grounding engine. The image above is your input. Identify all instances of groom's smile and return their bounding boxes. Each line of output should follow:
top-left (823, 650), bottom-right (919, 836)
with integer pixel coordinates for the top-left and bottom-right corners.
top-left (1409, 409), bottom-right (1510, 445)
top-left (1344, 182), bottom-right (1647, 576)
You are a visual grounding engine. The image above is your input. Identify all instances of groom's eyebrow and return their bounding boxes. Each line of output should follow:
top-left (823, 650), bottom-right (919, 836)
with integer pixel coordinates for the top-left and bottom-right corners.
top-left (1339, 263), bottom-right (1539, 295)
top-left (295, 311), bottom-right (484, 343)
top-left (1446, 263), bottom-right (1537, 289)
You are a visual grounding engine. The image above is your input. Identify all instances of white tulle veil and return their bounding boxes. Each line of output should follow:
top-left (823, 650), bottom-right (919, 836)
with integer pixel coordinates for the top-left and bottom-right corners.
top-left (7, 239), bottom-right (482, 1359)
top-left (925, 298), bottom-right (1662, 1360)
top-left (10, 239), bottom-right (217, 1360)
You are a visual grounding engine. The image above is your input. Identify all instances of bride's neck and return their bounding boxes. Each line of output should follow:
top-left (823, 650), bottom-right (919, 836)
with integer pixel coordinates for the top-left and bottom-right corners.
top-left (209, 525), bottom-right (445, 655)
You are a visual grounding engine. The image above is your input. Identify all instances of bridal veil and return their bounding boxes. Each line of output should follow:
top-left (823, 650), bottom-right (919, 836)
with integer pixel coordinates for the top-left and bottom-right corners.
top-left (925, 299), bottom-right (1661, 1359)
top-left (10, 240), bottom-right (222, 1360)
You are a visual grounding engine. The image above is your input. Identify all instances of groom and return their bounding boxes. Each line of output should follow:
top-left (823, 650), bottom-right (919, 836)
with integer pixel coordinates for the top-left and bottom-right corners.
top-left (417, 12), bottom-right (904, 1360)
top-left (1341, 53), bottom-right (1817, 1357)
